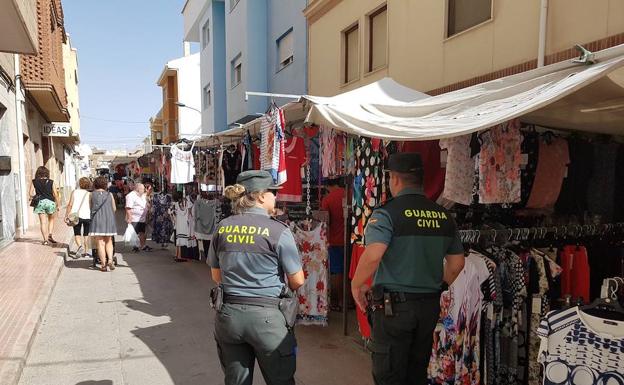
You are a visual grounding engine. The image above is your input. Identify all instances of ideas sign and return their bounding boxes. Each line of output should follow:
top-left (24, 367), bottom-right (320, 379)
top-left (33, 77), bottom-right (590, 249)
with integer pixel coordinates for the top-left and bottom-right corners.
top-left (42, 123), bottom-right (71, 137)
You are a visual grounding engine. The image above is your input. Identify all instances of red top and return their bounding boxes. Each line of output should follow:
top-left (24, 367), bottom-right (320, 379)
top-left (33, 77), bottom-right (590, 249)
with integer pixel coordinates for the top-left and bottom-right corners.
top-left (401, 140), bottom-right (445, 201)
top-left (276, 137), bottom-right (306, 202)
top-left (321, 187), bottom-right (345, 246)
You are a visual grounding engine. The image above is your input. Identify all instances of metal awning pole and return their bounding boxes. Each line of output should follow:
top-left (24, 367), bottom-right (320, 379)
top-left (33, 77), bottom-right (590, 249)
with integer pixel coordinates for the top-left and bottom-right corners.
top-left (245, 91), bottom-right (302, 102)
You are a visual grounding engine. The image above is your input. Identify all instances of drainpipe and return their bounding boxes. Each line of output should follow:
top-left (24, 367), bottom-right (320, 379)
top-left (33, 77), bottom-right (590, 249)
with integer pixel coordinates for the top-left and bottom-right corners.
top-left (13, 54), bottom-right (28, 234)
top-left (537, 0), bottom-right (548, 67)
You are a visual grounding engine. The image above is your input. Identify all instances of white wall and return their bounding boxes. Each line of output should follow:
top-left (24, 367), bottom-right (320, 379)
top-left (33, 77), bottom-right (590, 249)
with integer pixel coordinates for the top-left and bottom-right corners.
top-left (0, 61), bottom-right (18, 243)
top-left (168, 53), bottom-right (202, 139)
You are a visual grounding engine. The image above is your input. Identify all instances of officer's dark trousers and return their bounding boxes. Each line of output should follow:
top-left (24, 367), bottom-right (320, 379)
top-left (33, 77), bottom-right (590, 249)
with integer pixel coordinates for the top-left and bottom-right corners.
top-left (368, 297), bottom-right (440, 385)
top-left (214, 303), bottom-right (297, 385)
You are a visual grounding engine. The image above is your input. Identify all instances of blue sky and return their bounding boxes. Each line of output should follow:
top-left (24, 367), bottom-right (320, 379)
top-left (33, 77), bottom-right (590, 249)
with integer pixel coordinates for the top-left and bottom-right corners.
top-left (63, 0), bottom-right (190, 151)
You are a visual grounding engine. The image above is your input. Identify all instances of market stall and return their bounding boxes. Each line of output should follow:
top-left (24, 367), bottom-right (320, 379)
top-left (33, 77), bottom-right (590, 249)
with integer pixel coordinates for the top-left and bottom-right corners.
top-left (146, 43), bottom-right (624, 385)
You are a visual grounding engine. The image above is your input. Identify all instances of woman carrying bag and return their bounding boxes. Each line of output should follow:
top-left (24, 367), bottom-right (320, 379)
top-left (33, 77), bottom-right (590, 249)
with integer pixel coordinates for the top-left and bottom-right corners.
top-left (88, 176), bottom-right (117, 272)
top-left (65, 177), bottom-right (92, 257)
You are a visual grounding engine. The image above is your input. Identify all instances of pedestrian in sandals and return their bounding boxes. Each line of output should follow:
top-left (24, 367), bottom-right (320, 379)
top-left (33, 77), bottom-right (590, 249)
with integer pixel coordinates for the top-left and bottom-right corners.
top-left (88, 176), bottom-right (117, 272)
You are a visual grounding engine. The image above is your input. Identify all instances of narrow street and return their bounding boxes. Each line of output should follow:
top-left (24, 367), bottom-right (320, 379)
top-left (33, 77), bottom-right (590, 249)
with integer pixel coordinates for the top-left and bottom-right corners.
top-left (17, 212), bottom-right (373, 385)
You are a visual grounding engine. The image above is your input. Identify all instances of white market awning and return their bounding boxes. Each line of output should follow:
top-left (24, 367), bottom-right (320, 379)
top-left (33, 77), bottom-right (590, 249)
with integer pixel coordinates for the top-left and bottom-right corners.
top-left (304, 44), bottom-right (624, 140)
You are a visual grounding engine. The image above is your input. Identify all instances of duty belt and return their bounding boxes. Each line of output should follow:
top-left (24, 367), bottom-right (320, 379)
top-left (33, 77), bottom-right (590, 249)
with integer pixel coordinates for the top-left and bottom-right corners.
top-left (223, 294), bottom-right (281, 308)
top-left (371, 291), bottom-right (440, 306)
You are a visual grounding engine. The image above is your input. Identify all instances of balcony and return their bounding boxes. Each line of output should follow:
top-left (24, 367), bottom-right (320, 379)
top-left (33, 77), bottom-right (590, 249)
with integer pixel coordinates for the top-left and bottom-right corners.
top-left (0, 0), bottom-right (38, 54)
top-left (182, 0), bottom-right (210, 43)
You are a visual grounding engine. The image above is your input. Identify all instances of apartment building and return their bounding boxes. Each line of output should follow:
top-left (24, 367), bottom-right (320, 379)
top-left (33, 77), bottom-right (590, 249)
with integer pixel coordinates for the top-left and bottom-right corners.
top-left (19, 0), bottom-right (78, 226)
top-left (304, 0), bottom-right (624, 96)
top-left (156, 52), bottom-right (201, 144)
top-left (0, 0), bottom-right (38, 243)
top-left (182, 0), bottom-right (307, 133)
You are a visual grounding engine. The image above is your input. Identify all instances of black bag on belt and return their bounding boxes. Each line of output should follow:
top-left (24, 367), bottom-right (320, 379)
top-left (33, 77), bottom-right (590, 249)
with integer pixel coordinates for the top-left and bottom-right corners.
top-left (279, 286), bottom-right (298, 328)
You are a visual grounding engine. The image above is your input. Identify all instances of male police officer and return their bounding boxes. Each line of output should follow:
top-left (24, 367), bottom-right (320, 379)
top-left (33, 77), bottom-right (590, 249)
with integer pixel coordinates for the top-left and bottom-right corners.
top-left (351, 153), bottom-right (465, 385)
top-left (208, 170), bottom-right (305, 385)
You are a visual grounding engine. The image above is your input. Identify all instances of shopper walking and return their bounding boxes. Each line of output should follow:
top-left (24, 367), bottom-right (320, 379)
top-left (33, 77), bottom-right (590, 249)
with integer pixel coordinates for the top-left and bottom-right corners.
top-left (208, 170), bottom-right (305, 385)
top-left (65, 177), bottom-right (92, 257)
top-left (351, 153), bottom-right (466, 385)
top-left (30, 166), bottom-right (60, 245)
top-left (320, 177), bottom-right (346, 311)
top-left (125, 183), bottom-right (151, 252)
top-left (89, 176), bottom-right (117, 272)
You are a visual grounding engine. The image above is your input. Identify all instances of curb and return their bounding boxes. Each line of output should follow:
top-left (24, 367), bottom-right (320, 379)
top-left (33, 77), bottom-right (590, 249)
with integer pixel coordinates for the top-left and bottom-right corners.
top-left (0, 243), bottom-right (70, 385)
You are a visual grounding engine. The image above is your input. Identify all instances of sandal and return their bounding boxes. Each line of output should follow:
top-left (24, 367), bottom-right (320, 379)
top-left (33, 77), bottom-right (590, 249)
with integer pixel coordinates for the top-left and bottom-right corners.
top-left (108, 261), bottom-right (115, 271)
top-left (100, 266), bottom-right (107, 272)
top-left (48, 235), bottom-right (58, 244)
top-left (42, 241), bottom-right (49, 246)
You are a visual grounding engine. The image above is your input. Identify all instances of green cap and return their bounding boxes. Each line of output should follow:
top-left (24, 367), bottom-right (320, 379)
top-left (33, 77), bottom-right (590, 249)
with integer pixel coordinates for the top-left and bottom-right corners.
top-left (236, 170), bottom-right (282, 193)
top-left (386, 152), bottom-right (423, 173)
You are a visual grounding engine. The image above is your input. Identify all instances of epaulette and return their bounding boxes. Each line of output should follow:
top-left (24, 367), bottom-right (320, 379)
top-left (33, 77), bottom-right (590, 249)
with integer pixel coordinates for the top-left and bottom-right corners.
top-left (270, 216), bottom-right (289, 227)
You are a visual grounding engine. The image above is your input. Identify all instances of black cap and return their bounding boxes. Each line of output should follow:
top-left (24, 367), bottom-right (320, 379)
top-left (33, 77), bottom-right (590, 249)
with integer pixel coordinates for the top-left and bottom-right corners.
top-left (386, 152), bottom-right (423, 173)
top-left (236, 170), bottom-right (282, 193)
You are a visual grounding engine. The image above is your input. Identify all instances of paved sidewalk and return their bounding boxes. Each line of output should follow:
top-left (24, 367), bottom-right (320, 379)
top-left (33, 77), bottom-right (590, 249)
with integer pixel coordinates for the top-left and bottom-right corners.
top-left (18, 239), bottom-right (373, 384)
top-left (0, 213), bottom-right (74, 385)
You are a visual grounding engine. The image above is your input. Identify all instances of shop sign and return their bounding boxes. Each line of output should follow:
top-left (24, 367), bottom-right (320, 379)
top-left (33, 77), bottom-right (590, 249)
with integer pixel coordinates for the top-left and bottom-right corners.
top-left (42, 123), bottom-right (71, 137)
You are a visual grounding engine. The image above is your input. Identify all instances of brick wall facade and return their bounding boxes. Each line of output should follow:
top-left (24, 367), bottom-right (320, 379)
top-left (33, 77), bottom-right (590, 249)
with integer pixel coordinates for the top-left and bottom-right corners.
top-left (427, 33), bottom-right (624, 96)
top-left (20, 0), bottom-right (67, 108)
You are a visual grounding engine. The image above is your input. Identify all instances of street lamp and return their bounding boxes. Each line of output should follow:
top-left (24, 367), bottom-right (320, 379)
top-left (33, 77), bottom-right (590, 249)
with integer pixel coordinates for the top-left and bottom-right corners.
top-left (175, 102), bottom-right (201, 114)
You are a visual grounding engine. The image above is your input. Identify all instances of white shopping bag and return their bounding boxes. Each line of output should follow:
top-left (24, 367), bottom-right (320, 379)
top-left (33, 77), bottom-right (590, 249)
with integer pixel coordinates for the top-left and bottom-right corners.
top-left (124, 224), bottom-right (139, 247)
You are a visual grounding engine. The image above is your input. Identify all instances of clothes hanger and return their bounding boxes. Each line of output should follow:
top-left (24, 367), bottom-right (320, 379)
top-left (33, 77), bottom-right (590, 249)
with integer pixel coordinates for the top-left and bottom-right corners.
top-left (581, 278), bottom-right (624, 320)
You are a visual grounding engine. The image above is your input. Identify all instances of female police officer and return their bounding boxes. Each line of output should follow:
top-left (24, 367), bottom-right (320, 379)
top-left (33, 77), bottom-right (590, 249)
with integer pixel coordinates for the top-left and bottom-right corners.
top-left (208, 170), bottom-right (305, 385)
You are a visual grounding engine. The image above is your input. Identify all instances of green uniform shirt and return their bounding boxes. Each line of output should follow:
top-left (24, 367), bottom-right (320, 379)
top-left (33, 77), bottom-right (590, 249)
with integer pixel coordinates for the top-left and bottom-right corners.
top-left (364, 187), bottom-right (464, 293)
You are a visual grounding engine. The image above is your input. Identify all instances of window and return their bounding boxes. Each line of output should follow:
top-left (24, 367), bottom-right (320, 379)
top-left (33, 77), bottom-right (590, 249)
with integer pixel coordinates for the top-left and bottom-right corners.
top-left (343, 23), bottom-right (359, 84)
top-left (231, 54), bottom-right (242, 88)
top-left (203, 84), bottom-right (212, 109)
top-left (368, 5), bottom-right (387, 72)
top-left (202, 19), bottom-right (210, 48)
top-left (230, 0), bottom-right (240, 11)
top-left (447, 0), bottom-right (492, 37)
top-left (277, 29), bottom-right (294, 71)
top-left (74, 70), bottom-right (78, 84)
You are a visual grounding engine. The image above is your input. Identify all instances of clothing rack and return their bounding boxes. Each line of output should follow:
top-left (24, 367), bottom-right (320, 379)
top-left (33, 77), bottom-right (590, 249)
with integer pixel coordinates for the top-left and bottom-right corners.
top-left (458, 223), bottom-right (624, 244)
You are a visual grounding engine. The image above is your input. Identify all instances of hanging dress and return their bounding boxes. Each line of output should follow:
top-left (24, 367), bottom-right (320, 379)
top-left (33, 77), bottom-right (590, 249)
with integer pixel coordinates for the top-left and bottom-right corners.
top-left (292, 221), bottom-right (329, 326)
top-left (173, 200), bottom-right (197, 248)
top-left (151, 193), bottom-right (174, 244)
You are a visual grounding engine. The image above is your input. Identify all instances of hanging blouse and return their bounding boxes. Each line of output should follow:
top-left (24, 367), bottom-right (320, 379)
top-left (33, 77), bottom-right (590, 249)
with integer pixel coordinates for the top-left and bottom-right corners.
top-left (277, 137), bottom-right (306, 202)
top-left (292, 222), bottom-right (329, 326)
top-left (440, 134), bottom-right (475, 205)
top-left (478, 119), bottom-right (522, 204)
top-left (526, 137), bottom-right (570, 209)
top-left (151, 193), bottom-right (173, 244)
top-left (222, 147), bottom-right (242, 187)
top-left (428, 253), bottom-right (491, 385)
top-left (173, 200), bottom-right (196, 248)
top-left (537, 307), bottom-right (624, 385)
top-left (170, 143), bottom-right (196, 184)
top-left (320, 127), bottom-right (336, 178)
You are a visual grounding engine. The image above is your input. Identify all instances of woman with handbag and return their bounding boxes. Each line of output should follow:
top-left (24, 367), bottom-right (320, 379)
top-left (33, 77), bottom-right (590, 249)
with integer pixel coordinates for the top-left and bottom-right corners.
top-left (65, 177), bottom-right (92, 257)
top-left (29, 166), bottom-right (60, 245)
top-left (88, 176), bottom-right (118, 272)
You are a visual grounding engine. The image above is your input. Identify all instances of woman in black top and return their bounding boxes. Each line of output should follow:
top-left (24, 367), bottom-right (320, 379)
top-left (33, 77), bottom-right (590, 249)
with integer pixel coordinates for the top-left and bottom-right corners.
top-left (29, 166), bottom-right (60, 245)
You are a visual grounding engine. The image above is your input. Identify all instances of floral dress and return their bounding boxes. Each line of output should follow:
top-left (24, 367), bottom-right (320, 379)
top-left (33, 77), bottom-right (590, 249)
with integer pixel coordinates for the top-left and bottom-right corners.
top-left (151, 193), bottom-right (173, 244)
top-left (291, 222), bottom-right (329, 326)
top-left (478, 119), bottom-right (522, 204)
top-left (428, 253), bottom-right (490, 385)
